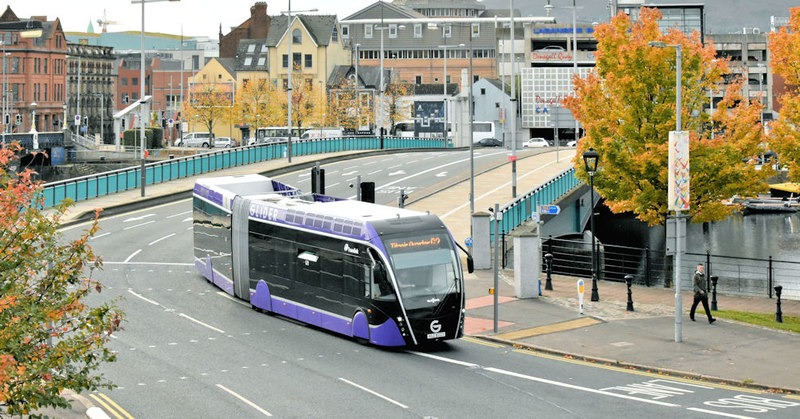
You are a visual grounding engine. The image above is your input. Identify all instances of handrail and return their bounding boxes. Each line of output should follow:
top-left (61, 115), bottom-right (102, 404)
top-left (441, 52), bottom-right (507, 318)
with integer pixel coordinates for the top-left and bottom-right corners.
top-left (40, 136), bottom-right (448, 208)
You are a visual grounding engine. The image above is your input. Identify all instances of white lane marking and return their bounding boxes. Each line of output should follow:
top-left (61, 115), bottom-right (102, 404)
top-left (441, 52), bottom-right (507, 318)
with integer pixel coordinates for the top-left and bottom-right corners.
top-left (363, 161), bottom-right (378, 166)
top-left (104, 261), bottom-right (194, 266)
top-left (60, 197), bottom-right (193, 232)
top-left (326, 170), bottom-right (339, 174)
top-left (216, 384), bottom-right (272, 417)
top-left (368, 170), bottom-right (382, 175)
top-left (166, 210), bottom-right (192, 219)
top-left (388, 170), bottom-right (406, 176)
top-left (347, 150), bottom-right (508, 199)
top-left (90, 232), bottom-right (111, 240)
top-left (299, 173), bottom-right (311, 178)
top-left (123, 220), bottom-right (155, 230)
top-left (327, 182), bottom-right (340, 188)
top-left (410, 351), bottom-right (480, 368)
top-left (482, 367), bottom-right (680, 407)
top-left (388, 164), bottom-right (402, 169)
top-left (435, 171), bottom-right (448, 177)
top-left (342, 171), bottom-right (358, 176)
top-left (123, 249), bottom-right (142, 263)
top-left (148, 233), bottom-right (176, 246)
top-left (216, 291), bottom-right (250, 307)
top-left (127, 289), bottom-right (160, 306)
top-left (440, 159), bottom-right (557, 220)
top-left (407, 159), bottom-right (418, 164)
top-left (178, 313), bottom-right (226, 334)
top-left (182, 217), bottom-right (193, 223)
top-left (686, 408), bottom-right (754, 419)
top-left (124, 213), bottom-right (155, 223)
top-left (343, 166), bottom-right (358, 171)
top-left (338, 378), bottom-right (408, 409)
top-left (410, 352), bottom-right (678, 408)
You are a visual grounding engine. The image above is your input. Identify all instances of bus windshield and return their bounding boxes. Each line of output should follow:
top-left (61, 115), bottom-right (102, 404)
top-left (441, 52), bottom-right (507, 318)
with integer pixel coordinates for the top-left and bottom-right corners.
top-left (383, 233), bottom-right (459, 309)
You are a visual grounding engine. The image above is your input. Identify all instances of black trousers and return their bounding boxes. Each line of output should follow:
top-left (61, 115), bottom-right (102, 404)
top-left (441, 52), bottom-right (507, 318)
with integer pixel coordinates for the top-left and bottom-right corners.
top-left (690, 292), bottom-right (713, 321)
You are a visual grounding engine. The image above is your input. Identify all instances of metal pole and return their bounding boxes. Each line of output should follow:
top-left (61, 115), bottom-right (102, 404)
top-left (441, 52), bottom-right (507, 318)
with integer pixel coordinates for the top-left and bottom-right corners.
top-left (287, 0), bottom-right (293, 162)
top-left (510, 0), bottom-right (517, 198)
top-left (355, 43), bottom-right (360, 128)
top-left (379, 4), bottom-right (385, 148)
top-left (493, 203), bottom-right (500, 333)
top-left (2, 40), bottom-right (6, 146)
top-left (140, 0), bottom-right (146, 197)
top-left (590, 172), bottom-right (599, 301)
top-left (99, 93), bottom-right (104, 143)
top-left (442, 43), bottom-right (447, 147)
top-left (674, 44), bottom-right (683, 343)
top-left (469, 40), bottom-right (475, 216)
top-left (77, 55), bottom-right (81, 137)
top-left (572, 0), bottom-right (579, 145)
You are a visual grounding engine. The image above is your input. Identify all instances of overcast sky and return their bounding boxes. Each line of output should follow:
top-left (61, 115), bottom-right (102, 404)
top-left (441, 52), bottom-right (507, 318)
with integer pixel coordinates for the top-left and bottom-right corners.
top-left (5, 0), bottom-right (797, 40)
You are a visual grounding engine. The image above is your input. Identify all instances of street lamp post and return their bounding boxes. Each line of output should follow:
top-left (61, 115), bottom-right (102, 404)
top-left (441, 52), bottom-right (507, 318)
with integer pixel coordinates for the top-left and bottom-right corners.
top-left (439, 43), bottom-right (464, 148)
top-left (354, 43), bottom-right (360, 128)
top-left (650, 40), bottom-right (685, 343)
top-left (583, 147), bottom-right (599, 302)
top-left (283, 1), bottom-right (318, 163)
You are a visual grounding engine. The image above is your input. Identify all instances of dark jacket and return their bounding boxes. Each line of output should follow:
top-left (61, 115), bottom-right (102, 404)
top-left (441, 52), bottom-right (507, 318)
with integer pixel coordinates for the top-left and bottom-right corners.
top-left (692, 271), bottom-right (707, 295)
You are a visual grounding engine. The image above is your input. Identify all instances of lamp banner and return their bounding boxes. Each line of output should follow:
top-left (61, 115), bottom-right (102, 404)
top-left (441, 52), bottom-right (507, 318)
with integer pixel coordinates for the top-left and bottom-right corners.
top-left (668, 130), bottom-right (690, 211)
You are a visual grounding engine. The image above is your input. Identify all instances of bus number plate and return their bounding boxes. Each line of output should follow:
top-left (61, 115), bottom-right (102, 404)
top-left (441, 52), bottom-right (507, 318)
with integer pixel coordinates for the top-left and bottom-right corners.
top-left (427, 332), bottom-right (445, 339)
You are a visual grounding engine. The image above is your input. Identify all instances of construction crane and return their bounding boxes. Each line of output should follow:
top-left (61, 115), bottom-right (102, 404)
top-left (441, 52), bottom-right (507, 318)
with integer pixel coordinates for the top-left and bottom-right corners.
top-left (96, 9), bottom-right (119, 33)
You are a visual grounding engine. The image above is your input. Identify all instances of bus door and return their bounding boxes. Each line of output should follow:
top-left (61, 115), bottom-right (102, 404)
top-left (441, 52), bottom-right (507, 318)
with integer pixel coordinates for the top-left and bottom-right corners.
top-left (231, 196), bottom-right (252, 301)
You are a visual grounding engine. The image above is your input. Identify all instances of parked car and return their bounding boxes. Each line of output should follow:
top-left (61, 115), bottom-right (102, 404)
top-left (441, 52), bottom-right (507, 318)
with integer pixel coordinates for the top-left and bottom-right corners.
top-left (522, 138), bottom-right (550, 148)
top-left (213, 137), bottom-right (237, 148)
top-left (477, 137), bottom-right (503, 147)
top-left (177, 132), bottom-right (213, 148)
top-left (566, 140), bottom-right (577, 147)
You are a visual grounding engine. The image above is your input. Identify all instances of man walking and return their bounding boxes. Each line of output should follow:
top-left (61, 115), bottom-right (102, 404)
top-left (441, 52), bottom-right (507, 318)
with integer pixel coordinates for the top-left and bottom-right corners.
top-left (690, 263), bottom-right (716, 324)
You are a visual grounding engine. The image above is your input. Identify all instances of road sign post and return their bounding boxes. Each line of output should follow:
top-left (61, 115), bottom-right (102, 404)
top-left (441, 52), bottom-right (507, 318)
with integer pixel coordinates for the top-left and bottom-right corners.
top-left (577, 279), bottom-right (585, 315)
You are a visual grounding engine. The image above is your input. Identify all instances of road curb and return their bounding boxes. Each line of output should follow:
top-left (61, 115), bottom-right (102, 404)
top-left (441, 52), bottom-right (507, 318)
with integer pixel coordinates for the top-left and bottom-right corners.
top-left (57, 147), bottom-right (461, 228)
top-left (470, 334), bottom-right (800, 395)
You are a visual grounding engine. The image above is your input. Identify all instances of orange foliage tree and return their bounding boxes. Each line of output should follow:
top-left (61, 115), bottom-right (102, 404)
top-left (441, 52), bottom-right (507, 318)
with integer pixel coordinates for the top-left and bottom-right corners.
top-left (182, 82), bottom-right (235, 136)
top-left (563, 8), bottom-right (769, 226)
top-left (0, 145), bottom-right (123, 415)
top-left (768, 7), bottom-right (800, 182)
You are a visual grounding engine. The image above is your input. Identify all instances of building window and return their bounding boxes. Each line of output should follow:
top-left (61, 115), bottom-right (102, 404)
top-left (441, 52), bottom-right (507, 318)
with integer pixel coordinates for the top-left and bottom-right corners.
top-left (121, 78), bottom-right (128, 86)
top-left (283, 79), bottom-right (288, 90)
top-left (293, 53), bottom-right (301, 69)
top-left (132, 78), bottom-right (138, 86)
top-left (261, 44), bottom-right (268, 52)
top-left (342, 25), bottom-right (349, 38)
top-left (365, 24), bottom-right (373, 38)
top-left (257, 56), bottom-right (266, 66)
top-left (471, 23), bottom-right (480, 38)
top-left (480, 88), bottom-right (486, 95)
top-left (332, 26), bottom-right (339, 42)
top-left (247, 44), bottom-right (256, 53)
top-left (44, 84), bottom-right (47, 101)
top-left (293, 29), bottom-right (302, 44)
top-left (43, 59), bottom-right (48, 74)
top-left (414, 24), bottom-right (422, 38)
top-left (132, 92), bottom-right (139, 100)
top-left (304, 54), bottom-right (312, 68)
top-left (415, 75), bottom-right (422, 84)
top-left (443, 25), bottom-right (451, 38)
top-left (244, 56), bottom-right (253, 66)
top-left (389, 24), bottom-right (397, 38)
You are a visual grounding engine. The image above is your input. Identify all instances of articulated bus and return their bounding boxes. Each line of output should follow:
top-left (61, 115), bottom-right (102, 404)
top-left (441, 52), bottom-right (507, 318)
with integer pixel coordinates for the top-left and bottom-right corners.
top-left (192, 174), bottom-right (473, 347)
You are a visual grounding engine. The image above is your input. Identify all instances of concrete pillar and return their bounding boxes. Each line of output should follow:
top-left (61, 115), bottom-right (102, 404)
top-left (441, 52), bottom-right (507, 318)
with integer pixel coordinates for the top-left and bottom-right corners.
top-left (513, 228), bottom-right (541, 299)
top-left (471, 211), bottom-right (491, 270)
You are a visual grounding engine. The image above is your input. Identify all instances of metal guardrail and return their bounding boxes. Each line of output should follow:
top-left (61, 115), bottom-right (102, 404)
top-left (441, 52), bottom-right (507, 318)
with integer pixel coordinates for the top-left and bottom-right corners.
top-left (40, 136), bottom-right (445, 208)
top-left (492, 167), bottom-right (581, 239)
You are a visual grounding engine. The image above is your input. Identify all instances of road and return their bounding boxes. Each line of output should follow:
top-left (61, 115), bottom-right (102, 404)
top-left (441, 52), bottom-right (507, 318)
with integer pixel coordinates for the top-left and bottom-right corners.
top-left (62, 151), bottom-right (800, 418)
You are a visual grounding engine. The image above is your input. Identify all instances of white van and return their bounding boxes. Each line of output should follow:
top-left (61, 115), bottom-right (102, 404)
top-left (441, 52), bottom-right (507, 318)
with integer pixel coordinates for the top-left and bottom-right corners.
top-left (300, 128), bottom-right (343, 140)
top-left (177, 132), bottom-right (213, 148)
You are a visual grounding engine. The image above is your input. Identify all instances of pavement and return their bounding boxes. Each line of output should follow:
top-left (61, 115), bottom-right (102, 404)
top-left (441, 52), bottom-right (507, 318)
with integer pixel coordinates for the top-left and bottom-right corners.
top-left (42, 146), bottom-right (800, 417)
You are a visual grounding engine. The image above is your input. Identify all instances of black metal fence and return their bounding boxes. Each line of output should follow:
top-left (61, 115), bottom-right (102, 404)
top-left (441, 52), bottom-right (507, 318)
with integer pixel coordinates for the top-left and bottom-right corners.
top-left (684, 252), bottom-right (800, 300)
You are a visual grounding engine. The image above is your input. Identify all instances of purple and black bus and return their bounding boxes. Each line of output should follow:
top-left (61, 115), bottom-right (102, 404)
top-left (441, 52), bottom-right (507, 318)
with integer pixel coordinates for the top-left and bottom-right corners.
top-left (192, 174), bottom-right (473, 347)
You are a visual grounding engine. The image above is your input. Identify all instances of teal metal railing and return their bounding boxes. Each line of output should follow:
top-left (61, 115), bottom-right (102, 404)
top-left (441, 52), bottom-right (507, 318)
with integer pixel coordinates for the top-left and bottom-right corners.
top-left (491, 167), bottom-right (582, 241)
top-left (41, 136), bottom-right (447, 208)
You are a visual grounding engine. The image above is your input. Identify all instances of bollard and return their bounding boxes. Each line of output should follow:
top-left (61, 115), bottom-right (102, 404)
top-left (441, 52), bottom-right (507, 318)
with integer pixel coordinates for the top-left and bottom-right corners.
top-left (775, 285), bottom-right (783, 323)
top-left (710, 275), bottom-right (718, 311)
top-left (544, 253), bottom-right (554, 291)
top-left (624, 274), bottom-right (634, 312)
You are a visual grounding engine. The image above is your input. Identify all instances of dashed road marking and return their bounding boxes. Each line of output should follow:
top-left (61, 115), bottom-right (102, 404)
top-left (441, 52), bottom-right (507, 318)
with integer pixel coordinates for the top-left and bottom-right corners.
top-left (123, 220), bottom-right (155, 230)
top-left (148, 233), bottom-right (176, 246)
top-left (216, 384), bottom-right (272, 416)
top-left (91, 232), bottom-right (111, 240)
top-left (686, 407), bottom-right (754, 418)
top-left (338, 377), bottom-right (409, 409)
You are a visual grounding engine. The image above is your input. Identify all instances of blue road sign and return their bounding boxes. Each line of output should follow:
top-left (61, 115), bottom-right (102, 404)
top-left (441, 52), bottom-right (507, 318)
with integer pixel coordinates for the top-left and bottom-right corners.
top-left (465, 237), bottom-right (473, 247)
top-left (538, 204), bottom-right (561, 215)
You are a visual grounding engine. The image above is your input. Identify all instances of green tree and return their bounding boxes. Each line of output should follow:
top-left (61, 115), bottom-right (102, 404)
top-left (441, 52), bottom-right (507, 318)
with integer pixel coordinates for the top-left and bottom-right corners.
top-left (768, 6), bottom-right (800, 182)
top-left (0, 144), bottom-right (123, 415)
top-left (563, 8), bottom-right (769, 226)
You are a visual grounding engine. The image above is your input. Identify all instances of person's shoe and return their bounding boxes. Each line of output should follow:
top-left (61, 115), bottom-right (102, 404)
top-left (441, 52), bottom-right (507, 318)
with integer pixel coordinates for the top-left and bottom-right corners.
top-left (709, 318), bottom-right (716, 324)
top-left (690, 315), bottom-right (695, 321)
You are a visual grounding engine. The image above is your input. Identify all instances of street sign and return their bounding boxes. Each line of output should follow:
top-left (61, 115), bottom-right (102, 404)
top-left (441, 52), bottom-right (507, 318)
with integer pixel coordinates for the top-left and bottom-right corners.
top-left (465, 237), bottom-right (473, 247)
top-left (74, 115), bottom-right (81, 124)
top-left (508, 154), bottom-right (517, 162)
top-left (538, 204), bottom-right (561, 215)
top-left (530, 212), bottom-right (540, 223)
top-left (168, 118), bottom-right (174, 127)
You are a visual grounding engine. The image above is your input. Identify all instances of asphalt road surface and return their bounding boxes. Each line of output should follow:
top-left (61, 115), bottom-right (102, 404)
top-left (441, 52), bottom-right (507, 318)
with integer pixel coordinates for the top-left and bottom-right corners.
top-left (61, 151), bottom-right (800, 418)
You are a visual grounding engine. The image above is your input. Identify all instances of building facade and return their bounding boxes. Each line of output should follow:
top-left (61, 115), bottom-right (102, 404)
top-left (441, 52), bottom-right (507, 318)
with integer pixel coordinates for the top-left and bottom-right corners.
top-left (0, 7), bottom-right (67, 134)
top-left (66, 42), bottom-right (115, 143)
top-left (219, 2), bottom-right (271, 59)
top-left (711, 31), bottom-right (773, 122)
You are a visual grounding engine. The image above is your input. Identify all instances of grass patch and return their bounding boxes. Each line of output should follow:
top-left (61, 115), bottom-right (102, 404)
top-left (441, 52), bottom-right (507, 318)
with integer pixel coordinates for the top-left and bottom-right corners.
top-left (694, 309), bottom-right (800, 334)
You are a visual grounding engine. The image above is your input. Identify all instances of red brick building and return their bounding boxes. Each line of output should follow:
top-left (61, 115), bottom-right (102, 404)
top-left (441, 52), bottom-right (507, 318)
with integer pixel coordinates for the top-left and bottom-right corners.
top-left (0, 7), bottom-right (68, 133)
top-left (218, 2), bottom-right (271, 58)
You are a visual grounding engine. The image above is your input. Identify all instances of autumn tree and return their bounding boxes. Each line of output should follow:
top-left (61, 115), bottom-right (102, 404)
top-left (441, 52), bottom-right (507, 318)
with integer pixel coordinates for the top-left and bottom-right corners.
top-left (328, 79), bottom-right (360, 130)
top-left (231, 79), bottom-right (283, 130)
top-left (182, 82), bottom-right (235, 135)
top-left (563, 8), bottom-right (769, 226)
top-left (0, 144), bottom-right (124, 415)
top-left (385, 76), bottom-right (412, 130)
top-left (768, 7), bottom-right (800, 182)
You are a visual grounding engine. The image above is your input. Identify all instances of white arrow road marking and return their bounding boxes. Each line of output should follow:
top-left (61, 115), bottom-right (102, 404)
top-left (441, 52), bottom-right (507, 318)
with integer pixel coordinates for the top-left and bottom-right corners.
top-left (388, 170), bottom-right (406, 176)
top-left (435, 171), bottom-right (448, 177)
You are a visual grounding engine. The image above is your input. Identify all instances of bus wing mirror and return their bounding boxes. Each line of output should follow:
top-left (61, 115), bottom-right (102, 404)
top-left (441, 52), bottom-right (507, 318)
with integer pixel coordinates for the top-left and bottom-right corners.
top-left (466, 255), bottom-right (474, 274)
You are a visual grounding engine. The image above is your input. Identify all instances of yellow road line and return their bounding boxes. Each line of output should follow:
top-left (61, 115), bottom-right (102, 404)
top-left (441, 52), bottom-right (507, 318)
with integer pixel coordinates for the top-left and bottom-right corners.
top-left (495, 317), bottom-right (601, 340)
top-left (89, 394), bottom-right (125, 419)
top-left (461, 336), bottom-right (505, 348)
top-left (785, 394), bottom-right (800, 400)
top-left (99, 393), bottom-right (135, 419)
top-left (512, 349), bottom-right (764, 394)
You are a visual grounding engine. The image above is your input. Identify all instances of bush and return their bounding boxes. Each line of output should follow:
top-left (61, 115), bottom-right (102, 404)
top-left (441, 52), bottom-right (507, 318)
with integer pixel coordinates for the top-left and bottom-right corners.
top-left (122, 127), bottom-right (164, 149)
